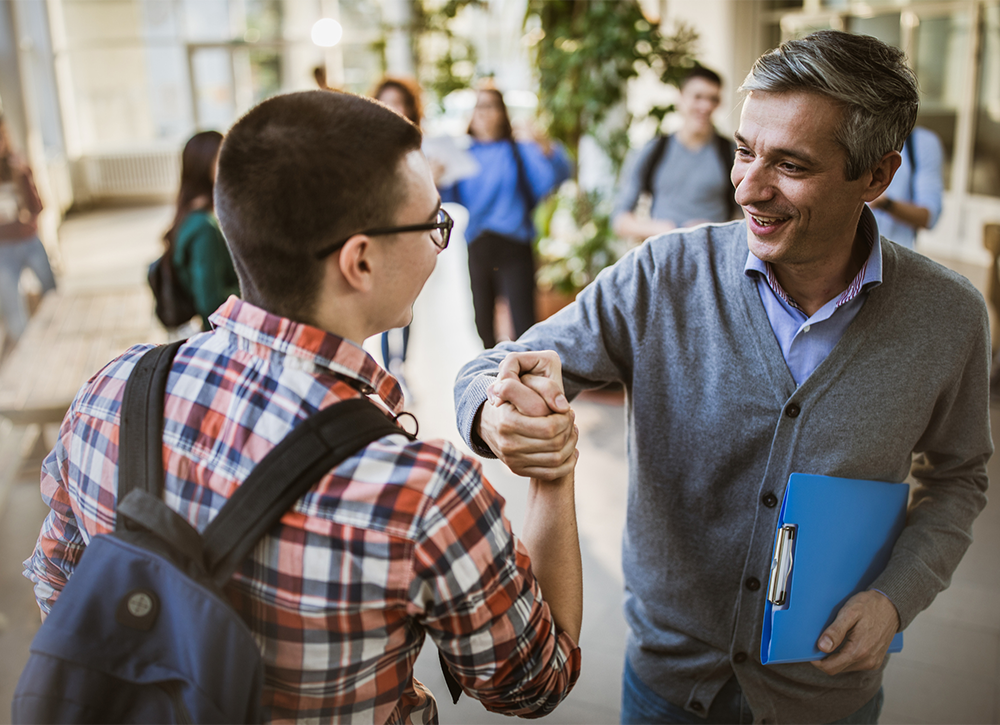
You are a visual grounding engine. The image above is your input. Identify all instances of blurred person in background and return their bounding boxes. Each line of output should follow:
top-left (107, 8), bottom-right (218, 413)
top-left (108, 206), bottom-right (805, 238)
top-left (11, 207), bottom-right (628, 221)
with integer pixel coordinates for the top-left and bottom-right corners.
top-left (0, 116), bottom-right (56, 352)
top-left (166, 130), bottom-right (239, 331)
top-left (372, 76), bottom-right (424, 393)
top-left (868, 126), bottom-right (943, 250)
top-left (612, 66), bottom-right (739, 242)
top-left (439, 86), bottom-right (571, 349)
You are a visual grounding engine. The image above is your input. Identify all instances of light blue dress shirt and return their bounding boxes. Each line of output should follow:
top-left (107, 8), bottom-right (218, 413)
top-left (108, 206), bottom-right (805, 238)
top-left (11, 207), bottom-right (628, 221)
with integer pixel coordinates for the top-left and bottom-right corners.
top-left (744, 206), bottom-right (883, 386)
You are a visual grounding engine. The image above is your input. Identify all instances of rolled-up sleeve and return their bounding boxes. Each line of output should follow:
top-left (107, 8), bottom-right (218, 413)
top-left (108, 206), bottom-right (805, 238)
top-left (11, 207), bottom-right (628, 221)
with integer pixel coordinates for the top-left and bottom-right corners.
top-left (410, 452), bottom-right (581, 717)
top-left (22, 428), bottom-right (86, 615)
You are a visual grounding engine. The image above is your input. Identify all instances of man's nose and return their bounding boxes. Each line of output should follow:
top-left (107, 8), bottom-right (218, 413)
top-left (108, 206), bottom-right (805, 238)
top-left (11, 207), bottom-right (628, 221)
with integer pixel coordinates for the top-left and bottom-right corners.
top-left (734, 159), bottom-right (774, 207)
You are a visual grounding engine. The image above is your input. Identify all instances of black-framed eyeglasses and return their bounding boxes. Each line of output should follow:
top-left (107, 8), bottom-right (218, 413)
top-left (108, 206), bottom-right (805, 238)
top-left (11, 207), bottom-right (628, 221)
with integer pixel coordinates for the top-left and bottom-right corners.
top-left (315, 207), bottom-right (453, 259)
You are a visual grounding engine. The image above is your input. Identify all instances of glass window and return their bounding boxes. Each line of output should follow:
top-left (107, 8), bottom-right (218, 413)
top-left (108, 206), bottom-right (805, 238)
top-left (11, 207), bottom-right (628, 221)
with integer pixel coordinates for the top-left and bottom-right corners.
top-left (781, 16), bottom-right (838, 42)
top-left (848, 13), bottom-right (901, 49)
top-left (762, 21), bottom-right (782, 52)
top-left (826, 0), bottom-right (940, 5)
top-left (191, 48), bottom-right (236, 130)
top-left (248, 49), bottom-right (282, 105)
top-left (971, 2), bottom-right (1000, 197)
top-left (245, 0), bottom-right (282, 41)
top-left (182, 0), bottom-right (231, 42)
top-left (911, 10), bottom-right (972, 191)
top-left (70, 47), bottom-right (157, 150)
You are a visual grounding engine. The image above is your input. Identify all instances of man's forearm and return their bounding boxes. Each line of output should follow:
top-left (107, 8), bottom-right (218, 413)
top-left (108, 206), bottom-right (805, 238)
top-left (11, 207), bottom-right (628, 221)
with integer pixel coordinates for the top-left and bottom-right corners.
top-left (876, 197), bottom-right (931, 230)
top-left (520, 472), bottom-right (582, 642)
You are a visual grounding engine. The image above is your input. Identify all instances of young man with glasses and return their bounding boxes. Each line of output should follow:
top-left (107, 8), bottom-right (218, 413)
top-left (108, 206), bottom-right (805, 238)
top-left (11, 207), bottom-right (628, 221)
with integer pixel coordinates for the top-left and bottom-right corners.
top-left (24, 91), bottom-right (582, 722)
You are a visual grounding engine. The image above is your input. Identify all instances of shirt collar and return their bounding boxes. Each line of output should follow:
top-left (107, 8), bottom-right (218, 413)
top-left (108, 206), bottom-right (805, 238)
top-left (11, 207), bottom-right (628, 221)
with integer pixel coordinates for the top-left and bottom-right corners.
top-left (743, 205), bottom-right (883, 312)
top-left (209, 297), bottom-right (404, 414)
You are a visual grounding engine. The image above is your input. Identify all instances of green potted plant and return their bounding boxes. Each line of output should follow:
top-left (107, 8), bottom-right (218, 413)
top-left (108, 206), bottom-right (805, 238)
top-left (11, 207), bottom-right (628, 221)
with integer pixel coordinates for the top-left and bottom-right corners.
top-left (524, 0), bottom-right (699, 311)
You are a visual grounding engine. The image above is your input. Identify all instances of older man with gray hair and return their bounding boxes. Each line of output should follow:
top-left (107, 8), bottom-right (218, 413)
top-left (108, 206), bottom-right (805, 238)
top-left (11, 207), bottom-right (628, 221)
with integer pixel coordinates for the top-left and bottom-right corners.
top-left (454, 29), bottom-right (990, 724)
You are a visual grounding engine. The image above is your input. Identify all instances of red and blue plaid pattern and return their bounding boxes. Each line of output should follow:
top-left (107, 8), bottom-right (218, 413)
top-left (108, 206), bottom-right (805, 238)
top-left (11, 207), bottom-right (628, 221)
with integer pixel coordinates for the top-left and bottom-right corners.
top-left (24, 297), bottom-right (580, 723)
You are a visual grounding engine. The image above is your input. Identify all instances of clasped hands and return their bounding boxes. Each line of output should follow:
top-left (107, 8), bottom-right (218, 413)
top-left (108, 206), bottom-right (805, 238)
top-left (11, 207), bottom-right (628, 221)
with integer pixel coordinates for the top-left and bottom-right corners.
top-left (477, 351), bottom-right (578, 481)
top-left (477, 352), bottom-right (901, 674)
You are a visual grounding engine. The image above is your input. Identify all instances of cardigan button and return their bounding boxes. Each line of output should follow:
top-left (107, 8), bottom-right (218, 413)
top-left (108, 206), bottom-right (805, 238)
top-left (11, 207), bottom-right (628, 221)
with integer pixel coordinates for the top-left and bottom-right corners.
top-left (690, 701), bottom-right (704, 712)
top-left (762, 492), bottom-right (778, 508)
top-left (733, 652), bottom-right (748, 664)
top-left (785, 403), bottom-right (801, 418)
top-left (746, 577), bottom-right (761, 591)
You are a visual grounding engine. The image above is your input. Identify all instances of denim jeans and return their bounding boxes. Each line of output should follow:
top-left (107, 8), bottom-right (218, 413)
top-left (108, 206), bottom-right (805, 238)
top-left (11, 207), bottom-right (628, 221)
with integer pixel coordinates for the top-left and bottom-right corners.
top-left (621, 657), bottom-right (884, 724)
top-left (0, 236), bottom-right (57, 341)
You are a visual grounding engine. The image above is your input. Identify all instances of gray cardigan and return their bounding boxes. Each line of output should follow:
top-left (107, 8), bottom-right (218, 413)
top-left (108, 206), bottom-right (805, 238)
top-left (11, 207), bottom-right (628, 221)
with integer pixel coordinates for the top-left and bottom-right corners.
top-left (454, 220), bottom-right (991, 723)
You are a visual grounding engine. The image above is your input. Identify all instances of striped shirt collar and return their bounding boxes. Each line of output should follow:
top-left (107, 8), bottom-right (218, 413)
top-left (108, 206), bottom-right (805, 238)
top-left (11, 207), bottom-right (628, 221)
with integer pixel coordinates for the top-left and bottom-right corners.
top-left (743, 205), bottom-right (883, 312)
top-left (209, 296), bottom-right (404, 414)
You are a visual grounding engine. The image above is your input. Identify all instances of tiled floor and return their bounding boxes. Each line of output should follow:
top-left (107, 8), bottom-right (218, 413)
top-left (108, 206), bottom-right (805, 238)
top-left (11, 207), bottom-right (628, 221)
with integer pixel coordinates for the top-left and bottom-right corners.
top-left (0, 203), bottom-right (997, 723)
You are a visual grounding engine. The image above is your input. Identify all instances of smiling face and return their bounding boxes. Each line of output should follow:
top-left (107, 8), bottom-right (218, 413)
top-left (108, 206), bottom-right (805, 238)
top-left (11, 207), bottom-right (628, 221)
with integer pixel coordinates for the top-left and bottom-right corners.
top-left (678, 77), bottom-right (721, 132)
top-left (732, 90), bottom-right (884, 278)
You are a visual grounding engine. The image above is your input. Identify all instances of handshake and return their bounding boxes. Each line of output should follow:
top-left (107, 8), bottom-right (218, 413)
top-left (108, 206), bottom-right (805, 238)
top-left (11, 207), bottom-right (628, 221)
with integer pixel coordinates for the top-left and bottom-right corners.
top-left (478, 350), bottom-right (579, 482)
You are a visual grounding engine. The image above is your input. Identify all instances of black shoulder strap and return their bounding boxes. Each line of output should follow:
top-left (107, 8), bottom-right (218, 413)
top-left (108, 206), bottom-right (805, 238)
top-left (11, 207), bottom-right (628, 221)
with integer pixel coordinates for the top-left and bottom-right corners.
top-left (118, 340), bottom-right (186, 530)
top-left (508, 139), bottom-right (538, 230)
top-left (714, 132), bottom-right (739, 220)
top-left (117, 343), bottom-right (461, 700)
top-left (641, 134), bottom-right (670, 197)
top-left (202, 397), bottom-right (410, 586)
top-left (904, 132), bottom-right (916, 200)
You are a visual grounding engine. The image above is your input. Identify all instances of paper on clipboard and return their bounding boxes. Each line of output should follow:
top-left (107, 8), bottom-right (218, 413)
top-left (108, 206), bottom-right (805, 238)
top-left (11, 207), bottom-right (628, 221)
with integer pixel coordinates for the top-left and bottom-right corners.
top-left (422, 136), bottom-right (480, 187)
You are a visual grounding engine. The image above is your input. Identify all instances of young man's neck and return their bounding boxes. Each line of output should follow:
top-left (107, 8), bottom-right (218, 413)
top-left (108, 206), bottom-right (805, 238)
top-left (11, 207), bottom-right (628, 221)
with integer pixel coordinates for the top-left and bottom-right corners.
top-left (675, 123), bottom-right (714, 149)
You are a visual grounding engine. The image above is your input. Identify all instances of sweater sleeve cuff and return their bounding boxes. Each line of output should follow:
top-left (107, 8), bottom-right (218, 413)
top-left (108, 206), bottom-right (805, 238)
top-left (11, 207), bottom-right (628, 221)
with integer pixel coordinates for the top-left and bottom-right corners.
top-left (868, 549), bottom-right (942, 630)
top-left (457, 373), bottom-right (498, 459)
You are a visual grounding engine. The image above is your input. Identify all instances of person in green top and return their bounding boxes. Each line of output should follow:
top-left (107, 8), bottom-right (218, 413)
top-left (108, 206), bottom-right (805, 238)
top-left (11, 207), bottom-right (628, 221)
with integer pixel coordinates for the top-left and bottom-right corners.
top-left (166, 130), bottom-right (239, 330)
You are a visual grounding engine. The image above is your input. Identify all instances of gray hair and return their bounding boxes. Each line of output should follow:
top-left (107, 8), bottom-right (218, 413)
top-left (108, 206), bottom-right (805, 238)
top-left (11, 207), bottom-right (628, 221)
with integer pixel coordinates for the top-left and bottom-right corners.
top-left (739, 30), bottom-right (919, 180)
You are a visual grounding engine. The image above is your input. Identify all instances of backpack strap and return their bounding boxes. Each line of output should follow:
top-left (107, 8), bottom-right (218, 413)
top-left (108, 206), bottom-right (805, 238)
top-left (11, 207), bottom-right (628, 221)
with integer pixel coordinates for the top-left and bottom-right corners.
top-left (201, 397), bottom-right (412, 587)
top-left (508, 139), bottom-right (538, 232)
top-left (117, 347), bottom-right (458, 700)
top-left (713, 132), bottom-right (740, 220)
top-left (904, 132), bottom-right (916, 200)
top-left (640, 134), bottom-right (670, 198)
top-left (118, 340), bottom-right (186, 529)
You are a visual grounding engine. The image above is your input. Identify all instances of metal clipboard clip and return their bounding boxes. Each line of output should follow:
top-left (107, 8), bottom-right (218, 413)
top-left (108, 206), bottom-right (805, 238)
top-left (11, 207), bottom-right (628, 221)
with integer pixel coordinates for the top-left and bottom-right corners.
top-left (767, 524), bottom-right (796, 606)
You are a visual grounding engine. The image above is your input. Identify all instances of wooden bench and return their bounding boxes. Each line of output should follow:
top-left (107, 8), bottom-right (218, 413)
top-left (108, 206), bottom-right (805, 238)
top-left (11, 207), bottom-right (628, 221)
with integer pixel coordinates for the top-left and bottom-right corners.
top-left (0, 287), bottom-right (166, 426)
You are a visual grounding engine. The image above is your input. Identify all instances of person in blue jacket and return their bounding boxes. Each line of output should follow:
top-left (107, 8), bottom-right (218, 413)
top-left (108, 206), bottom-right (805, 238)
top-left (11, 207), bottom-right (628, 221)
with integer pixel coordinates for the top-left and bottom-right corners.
top-left (440, 87), bottom-right (571, 349)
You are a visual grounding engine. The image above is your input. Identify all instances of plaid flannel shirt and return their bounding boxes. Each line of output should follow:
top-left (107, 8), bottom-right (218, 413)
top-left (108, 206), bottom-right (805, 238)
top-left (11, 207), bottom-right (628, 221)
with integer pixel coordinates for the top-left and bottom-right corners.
top-left (24, 297), bottom-right (581, 723)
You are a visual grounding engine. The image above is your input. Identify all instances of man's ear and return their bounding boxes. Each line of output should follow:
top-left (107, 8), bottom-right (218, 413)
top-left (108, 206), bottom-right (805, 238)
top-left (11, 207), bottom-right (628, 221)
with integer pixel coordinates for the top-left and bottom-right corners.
top-left (336, 234), bottom-right (375, 293)
top-left (862, 150), bottom-right (902, 202)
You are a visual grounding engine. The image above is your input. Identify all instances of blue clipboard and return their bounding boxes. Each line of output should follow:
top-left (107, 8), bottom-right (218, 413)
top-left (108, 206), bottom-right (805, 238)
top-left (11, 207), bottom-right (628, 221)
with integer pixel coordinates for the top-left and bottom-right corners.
top-left (760, 473), bottom-right (908, 665)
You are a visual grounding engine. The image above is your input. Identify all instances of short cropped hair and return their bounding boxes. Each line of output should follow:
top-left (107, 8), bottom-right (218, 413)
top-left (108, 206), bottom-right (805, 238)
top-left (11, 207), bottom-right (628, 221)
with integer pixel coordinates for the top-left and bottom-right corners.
top-left (215, 91), bottom-right (422, 320)
top-left (740, 30), bottom-right (919, 180)
top-left (680, 65), bottom-right (722, 90)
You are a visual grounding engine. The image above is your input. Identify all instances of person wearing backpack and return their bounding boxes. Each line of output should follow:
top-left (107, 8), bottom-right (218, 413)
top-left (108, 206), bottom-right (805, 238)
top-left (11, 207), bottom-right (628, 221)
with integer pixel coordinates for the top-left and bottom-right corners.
top-left (612, 66), bottom-right (740, 243)
top-left (867, 126), bottom-right (944, 251)
top-left (438, 85), bottom-right (572, 349)
top-left (167, 130), bottom-right (240, 331)
top-left (21, 91), bottom-right (582, 723)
